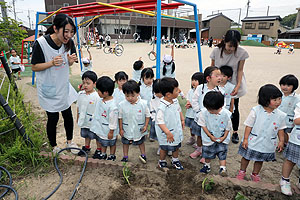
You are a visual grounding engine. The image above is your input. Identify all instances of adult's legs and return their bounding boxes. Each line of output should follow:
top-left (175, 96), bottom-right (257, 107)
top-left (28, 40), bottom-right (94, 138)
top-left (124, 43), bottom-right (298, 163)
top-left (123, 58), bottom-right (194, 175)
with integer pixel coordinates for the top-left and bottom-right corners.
top-left (61, 106), bottom-right (74, 143)
top-left (231, 98), bottom-right (240, 143)
top-left (46, 111), bottom-right (59, 147)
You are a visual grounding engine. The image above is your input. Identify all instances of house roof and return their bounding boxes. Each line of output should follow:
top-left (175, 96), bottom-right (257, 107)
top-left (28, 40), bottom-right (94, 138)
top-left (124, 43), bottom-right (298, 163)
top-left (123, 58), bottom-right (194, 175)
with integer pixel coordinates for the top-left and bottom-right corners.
top-left (202, 13), bottom-right (233, 22)
top-left (242, 16), bottom-right (282, 22)
top-left (286, 27), bottom-right (300, 33)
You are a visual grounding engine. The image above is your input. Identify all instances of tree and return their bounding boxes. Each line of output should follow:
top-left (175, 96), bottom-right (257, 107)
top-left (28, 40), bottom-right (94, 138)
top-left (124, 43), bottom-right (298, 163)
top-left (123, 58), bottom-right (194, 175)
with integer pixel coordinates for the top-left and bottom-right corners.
top-left (0, 1), bottom-right (27, 53)
top-left (281, 13), bottom-right (297, 29)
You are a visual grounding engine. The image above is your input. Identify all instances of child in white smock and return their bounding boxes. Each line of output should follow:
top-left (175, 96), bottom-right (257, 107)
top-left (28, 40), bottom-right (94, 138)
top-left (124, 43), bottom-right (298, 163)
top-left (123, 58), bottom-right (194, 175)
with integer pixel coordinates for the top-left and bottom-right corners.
top-left (90, 76), bottom-right (119, 161)
top-left (139, 68), bottom-right (154, 108)
top-left (77, 71), bottom-right (100, 156)
top-left (132, 58), bottom-right (144, 82)
top-left (219, 65), bottom-right (235, 112)
top-left (237, 84), bottom-right (285, 182)
top-left (113, 71), bottom-right (128, 106)
top-left (119, 80), bottom-right (150, 163)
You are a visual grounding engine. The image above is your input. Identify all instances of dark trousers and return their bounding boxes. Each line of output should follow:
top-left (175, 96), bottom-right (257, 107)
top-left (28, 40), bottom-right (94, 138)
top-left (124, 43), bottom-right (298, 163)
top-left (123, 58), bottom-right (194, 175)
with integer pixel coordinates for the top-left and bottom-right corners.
top-left (46, 106), bottom-right (74, 147)
top-left (231, 98), bottom-right (240, 132)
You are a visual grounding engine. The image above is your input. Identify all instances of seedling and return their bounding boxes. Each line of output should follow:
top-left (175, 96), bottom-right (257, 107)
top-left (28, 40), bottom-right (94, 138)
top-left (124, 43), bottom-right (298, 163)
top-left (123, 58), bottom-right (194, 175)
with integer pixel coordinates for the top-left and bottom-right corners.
top-left (201, 177), bottom-right (215, 192)
top-left (235, 192), bottom-right (249, 200)
top-left (122, 162), bottom-right (131, 186)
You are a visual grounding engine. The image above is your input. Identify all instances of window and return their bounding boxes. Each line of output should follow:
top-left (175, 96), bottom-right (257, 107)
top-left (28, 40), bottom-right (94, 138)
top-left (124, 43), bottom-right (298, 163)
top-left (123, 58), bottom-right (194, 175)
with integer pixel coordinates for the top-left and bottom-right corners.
top-left (63, 3), bottom-right (69, 7)
top-left (270, 23), bottom-right (274, 26)
top-left (258, 22), bottom-right (270, 29)
top-left (245, 23), bottom-right (255, 29)
top-left (114, 28), bottom-right (131, 35)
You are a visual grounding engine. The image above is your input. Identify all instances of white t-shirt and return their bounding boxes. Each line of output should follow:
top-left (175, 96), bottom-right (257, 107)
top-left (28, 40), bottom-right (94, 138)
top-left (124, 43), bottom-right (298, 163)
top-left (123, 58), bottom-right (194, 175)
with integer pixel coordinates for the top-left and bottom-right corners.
top-left (9, 56), bottom-right (21, 69)
top-left (210, 46), bottom-right (249, 98)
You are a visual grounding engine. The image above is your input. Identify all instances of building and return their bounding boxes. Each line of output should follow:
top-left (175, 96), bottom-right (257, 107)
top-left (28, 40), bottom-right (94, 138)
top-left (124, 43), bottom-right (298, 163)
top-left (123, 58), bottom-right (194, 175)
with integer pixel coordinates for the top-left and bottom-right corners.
top-left (44, 0), bottom-right (201, 42)
top-left (201, 13), bottom-right (233, 40)
top-left (278, 8), bottom-right (300, 41)
top-left (241, 15), bottom-right (288, 40)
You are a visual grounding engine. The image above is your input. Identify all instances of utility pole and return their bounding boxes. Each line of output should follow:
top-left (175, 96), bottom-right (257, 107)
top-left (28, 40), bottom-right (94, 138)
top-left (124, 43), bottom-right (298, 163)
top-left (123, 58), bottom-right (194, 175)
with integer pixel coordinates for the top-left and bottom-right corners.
top-left (0, 0), bottom-right (8, 19)
top-left (267, 6), bottom-right (270, 16)
top-left (27, 9), bottom-right (31, 29)
top-left (246, 0), bottom-right (250, 17)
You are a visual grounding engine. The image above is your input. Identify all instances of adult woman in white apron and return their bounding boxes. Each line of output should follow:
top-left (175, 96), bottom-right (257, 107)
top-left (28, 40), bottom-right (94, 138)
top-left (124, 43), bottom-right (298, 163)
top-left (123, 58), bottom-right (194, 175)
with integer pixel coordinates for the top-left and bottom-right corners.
top-left (31, 14), bottom-right (79, 153)
top-left (210, 30), bottom-right (249, 144)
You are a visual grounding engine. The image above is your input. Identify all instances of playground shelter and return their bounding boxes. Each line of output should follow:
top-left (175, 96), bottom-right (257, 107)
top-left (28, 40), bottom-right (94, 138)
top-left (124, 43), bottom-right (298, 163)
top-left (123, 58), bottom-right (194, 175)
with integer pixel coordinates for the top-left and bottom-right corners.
top-left (21, 35), bottom-right (38, 65)
top-left (32, 0), bottom-right (202, 84)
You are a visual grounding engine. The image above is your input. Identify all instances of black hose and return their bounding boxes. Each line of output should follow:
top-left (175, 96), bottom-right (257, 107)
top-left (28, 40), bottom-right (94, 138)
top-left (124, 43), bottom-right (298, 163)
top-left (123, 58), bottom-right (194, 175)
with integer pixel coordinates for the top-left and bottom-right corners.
top-left (42, 147), bottom-right (88, 200)
top-left (0, 166), bottom-right (18, 200)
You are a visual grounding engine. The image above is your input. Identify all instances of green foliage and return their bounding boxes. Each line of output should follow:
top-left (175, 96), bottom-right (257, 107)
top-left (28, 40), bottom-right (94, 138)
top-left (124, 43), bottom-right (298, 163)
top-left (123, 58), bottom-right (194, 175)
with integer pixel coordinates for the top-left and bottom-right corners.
top-left (122, 162), bottom-right (131, 186)
top-left (0, 75), bottom-right (49, 176)
top-left (0, 1), bottom-right (27, 53)
top-left (201, 177), bottom-right (215, 192)
top-left (281, 13), bottom-right (297, 29)
top-left (235, 192), bottom-right (249, 200)
top-left (240, 40), bottom-right (267, 47)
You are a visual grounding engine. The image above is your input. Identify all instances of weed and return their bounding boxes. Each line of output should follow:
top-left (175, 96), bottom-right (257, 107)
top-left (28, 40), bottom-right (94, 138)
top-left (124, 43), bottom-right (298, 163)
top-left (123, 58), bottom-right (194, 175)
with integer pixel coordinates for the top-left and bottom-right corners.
top-left (235, 192), bottom-right (249, 200)
top-left (122, 162), bottom-right (131, 186)
top-left (201, 177), bottom-right (215, 193)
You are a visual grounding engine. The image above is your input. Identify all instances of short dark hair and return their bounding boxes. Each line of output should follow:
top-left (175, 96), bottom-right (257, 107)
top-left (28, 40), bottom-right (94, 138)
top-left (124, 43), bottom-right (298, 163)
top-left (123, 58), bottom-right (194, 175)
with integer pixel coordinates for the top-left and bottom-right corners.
top-left (122, 80), bottom-right (140, 94)
top-left (217, 30), bottom-right (241, 57)
top-left (133, 60), bottom-right (143, 70)
top-left (160, 77), bottom-right (179, 96)
top-left (204, 66), bottom-right (219, 83)
top-left (258, 84), bottom-right (282, 107)
top-left (114, 71), bottom-right (128, 81)
top-left (82, 71), bottom-right (97, 83)
top-left (141, 68), bottom-right (154, 80)
top-left (191, 72), bottom-right (204, 88)
top-left (220, 65), bottom-right (233, 78)
top-left (279, 74), bottom-right (298, 92)
top-left (203, 91), bottom-right (224, 110)
top-left (96, 76), bottom-right (114, 96)
top-left (153, 79), bottom-right (161, 94)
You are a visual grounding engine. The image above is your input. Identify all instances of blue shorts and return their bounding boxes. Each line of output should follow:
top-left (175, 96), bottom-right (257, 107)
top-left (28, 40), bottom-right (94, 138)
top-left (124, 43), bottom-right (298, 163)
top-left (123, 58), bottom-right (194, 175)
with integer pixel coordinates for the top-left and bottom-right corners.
top-left (121, 136), bottom-right (145, 145)
top-left (97, 137), bottom-right (117, 147)
top-left (80, 128), bottom-right (97, 140)
top-left (284, 128), bottom-right (293, 134)
top-left (191, 120), bottom-right (201, 136)
top-left (149, 120), bottom-right (157, 140)
top-left (185, 117), bottom-right (194, 128)
top-left (202, 142), bottom-right (228, 160)
top-left (160, 143), bottom-right (181, 152)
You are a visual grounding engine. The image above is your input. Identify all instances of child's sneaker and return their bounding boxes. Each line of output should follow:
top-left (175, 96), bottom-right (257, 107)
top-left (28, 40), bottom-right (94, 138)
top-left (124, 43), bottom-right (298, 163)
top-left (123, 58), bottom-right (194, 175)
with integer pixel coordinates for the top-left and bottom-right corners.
top-left (186, 136), bottom-right (196, 145)
top-left (139, 155), bottom-right (147, 164)
top-left (149, 138), bottom-right (155, 142)
top-left (192, 143), bottom-right (198, 149)
top-left (250, 173), bottom-right (261, 182)
top-left (92, 150), bottom-right (102, 159)
top-left (236, 170), bottom-right (246, 180)
top-left (77, 146), bottom-right (90, 156)
top-left (107, 155), bottom-right (116, 161)
top-left (121, 157), bottom-right (128, 162)
top-left (172, 160), bottom-right (184, 170)
top-left (158, 160), bottom-right (168, 169)
top-left (190, 148), bottom-right (202, 159)
top-left (219, 168), bottom-right (228, 177)
top-left (200, 165), bottom-right (211, 173)
top-left (280, 179), bottom-right (292, 196)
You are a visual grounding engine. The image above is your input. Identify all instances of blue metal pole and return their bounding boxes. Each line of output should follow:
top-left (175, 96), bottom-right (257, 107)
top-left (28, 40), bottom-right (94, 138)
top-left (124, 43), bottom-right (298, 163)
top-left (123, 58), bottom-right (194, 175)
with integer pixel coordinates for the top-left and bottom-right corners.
top-left (155, 0), bottom-right (162, 79)
top-left (32, 12), bottom-right (40, 85)
top-left (193, 5), bottom-right (202, 72)
top-left (74, 17), bottom-right (83, 72)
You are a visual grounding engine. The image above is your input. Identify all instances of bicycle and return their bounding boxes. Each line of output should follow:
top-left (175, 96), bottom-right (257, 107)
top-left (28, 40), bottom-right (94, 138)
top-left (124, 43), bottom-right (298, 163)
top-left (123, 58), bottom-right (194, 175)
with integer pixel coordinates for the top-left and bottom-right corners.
top-left (103, 44), bottom-right (124, 56)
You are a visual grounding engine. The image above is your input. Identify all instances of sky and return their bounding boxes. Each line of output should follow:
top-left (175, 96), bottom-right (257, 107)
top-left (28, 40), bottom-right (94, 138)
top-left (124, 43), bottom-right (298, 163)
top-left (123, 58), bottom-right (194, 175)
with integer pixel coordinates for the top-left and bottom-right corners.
top-left (2, 0), bottom-right (299, 28)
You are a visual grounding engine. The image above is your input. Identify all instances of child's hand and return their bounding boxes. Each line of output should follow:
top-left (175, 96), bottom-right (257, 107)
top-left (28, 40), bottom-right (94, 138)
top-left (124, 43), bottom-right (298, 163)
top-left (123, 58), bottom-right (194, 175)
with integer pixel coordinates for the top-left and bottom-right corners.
top-left (185, 101), bottom-right (191, 109)
top-left (242, 140), bottom-right (248, 149)
top-left (119, 129), bottom-right (124, 137)
top-left (140, 126), bottom-right (147, 133)
top-left (108, 130), bottom-right (114, 140)
top-left (218, 136), bottom-right (226, 143)
top-left (166, 132), bottom-right (174, 143)
top-left (277, 141), bottom-right (284, 152)
top-left (181, 120), bottom-right (185, 129)
top-left (209, 135), bottom-right (217, 142)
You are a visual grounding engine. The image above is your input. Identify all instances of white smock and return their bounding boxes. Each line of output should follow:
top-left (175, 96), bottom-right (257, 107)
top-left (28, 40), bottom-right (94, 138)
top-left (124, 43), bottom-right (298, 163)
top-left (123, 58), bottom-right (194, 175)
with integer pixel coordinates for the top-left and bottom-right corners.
top-left (36, 36), bottom-right (78, 112)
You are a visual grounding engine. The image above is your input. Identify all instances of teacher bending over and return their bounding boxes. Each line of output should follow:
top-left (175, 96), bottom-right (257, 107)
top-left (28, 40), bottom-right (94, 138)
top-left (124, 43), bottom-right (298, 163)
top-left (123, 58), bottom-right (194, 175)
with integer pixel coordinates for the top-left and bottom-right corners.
top-left (31, 13), bottom-right (79, 153)
top-left (210, 30), bottom-right (249, 144)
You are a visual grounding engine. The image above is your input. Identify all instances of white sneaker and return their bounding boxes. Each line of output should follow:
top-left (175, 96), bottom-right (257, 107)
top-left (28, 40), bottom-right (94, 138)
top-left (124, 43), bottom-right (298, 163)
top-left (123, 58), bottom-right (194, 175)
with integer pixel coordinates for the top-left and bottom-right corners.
top-left (280, 179), bottom-right (292, 196)
top-left (157, 147), bottom-right (161, 156)
top-left (52, 146), bottom-right (61, 154)
top-left (168, 151), bottom-right (172, 156)
top-left (66, 142), bottom-right (80, 154)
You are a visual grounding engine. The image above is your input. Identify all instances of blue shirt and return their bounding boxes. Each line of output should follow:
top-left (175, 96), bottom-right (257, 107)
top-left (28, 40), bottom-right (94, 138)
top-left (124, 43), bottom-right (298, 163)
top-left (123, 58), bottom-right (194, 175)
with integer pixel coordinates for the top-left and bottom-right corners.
top-left (185, 88), bottom-right (196, 119)
top-left (140, 81), bottom-right (153, 108)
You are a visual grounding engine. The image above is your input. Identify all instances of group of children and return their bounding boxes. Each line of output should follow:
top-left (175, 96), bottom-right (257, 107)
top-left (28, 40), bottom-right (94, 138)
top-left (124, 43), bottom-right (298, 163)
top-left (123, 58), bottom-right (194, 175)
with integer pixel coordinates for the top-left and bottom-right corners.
top-left (76, 52), bottom-right (300, 196)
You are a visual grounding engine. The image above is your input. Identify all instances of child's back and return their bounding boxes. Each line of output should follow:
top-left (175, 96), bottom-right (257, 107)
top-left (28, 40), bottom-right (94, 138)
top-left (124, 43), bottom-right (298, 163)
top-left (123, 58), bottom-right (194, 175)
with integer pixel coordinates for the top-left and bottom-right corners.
top-left (220, 81), bottom-right (235, 110)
